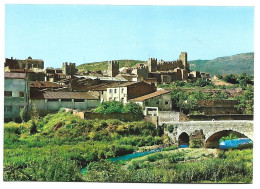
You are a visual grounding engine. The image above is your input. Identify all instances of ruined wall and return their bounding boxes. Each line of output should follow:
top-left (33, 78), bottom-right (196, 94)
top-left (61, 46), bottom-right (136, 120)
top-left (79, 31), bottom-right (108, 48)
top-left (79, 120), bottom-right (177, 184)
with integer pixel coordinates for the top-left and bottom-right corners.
top-left (157, 60), bottom-right (183, 71)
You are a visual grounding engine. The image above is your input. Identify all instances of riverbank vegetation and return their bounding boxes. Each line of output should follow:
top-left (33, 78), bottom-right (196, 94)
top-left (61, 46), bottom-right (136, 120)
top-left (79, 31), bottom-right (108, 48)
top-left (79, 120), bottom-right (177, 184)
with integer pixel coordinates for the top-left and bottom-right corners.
top-left (4, 110), bottom-right (253, 183)
top-left (84, 148), bottom-right (252, 183)
top-left (4, 110), bottom-right (162, 181)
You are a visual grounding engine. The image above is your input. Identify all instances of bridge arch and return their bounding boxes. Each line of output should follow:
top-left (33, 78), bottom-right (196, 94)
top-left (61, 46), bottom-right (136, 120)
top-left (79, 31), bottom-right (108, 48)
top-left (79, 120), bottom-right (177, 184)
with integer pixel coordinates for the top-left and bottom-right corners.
top-left (205, 130), bottom-right (249, 148)
top-left (178, 132), bottom-right (190, 147)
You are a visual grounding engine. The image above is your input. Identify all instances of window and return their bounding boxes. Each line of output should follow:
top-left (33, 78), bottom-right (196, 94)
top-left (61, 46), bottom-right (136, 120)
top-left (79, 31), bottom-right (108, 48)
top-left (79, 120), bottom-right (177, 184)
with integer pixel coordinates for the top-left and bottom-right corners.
top-left (156, 101), bottom-right (159, 105)
top-left (165, 101), bottom-right (169, 105)
top-left (101, 91), bottom-right (104, 95)
top-left (61, 99), bottom-right (71, 102)
top-left (4, 91), bottom-right (12, 97)
top-left (109, 97), bottom-right (112, 101)
top-left (19, 92), bottom-right (24, 97)
top-left (121, 88), bottom-right (124, 93)
top-left (4, 106), bottom-right (12, 112)
top-left (74, 99), bottom-right (84, 102)
top-left (109, 89), bottom-right (112, 93)
top-left (114, 97), bottom-right (118, 101)
top-left (121, 98), bottom-right (124, 103)
top-left (48, 99), bottom-right (59, 102)
top-left (114, 89), bottom-right (117, 93)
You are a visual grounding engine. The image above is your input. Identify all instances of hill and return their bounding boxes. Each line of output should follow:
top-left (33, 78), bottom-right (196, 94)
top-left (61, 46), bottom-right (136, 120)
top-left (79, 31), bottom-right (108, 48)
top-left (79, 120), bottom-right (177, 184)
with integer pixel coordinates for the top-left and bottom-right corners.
top-left (189, 52), bottom-right (254, 75)
top-left (77, 52), bottom-right (254, 75)
top-left (77, 60), bottom-right (145, 73)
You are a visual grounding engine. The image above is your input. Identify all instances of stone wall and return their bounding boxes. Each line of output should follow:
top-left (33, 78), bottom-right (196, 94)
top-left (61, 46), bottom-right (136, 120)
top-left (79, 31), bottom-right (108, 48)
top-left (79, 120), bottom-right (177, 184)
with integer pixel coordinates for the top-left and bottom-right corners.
top-left (189, 114), bottom-right (253, 121)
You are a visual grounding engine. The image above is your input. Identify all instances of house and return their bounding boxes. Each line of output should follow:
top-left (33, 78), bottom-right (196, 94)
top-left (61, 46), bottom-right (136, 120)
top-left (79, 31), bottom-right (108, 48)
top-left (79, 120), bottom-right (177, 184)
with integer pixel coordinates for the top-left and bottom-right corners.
top-left (30, 91), bottom-right (100, 115)
top-left (106, 81), bottom-right (157, 104)
top-left (4, 72), bottom-right (30, 122)
top-left (130, 90), bottom-right (172, 111)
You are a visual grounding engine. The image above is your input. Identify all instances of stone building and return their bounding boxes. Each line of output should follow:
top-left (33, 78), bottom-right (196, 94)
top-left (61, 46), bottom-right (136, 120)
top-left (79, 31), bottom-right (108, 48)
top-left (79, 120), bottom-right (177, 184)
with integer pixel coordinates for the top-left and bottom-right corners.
top-left (108, 60), bottom-right (119, 77)
top-left (130, 90), bottom-right (172, 111)
top-left (4, 72), bottom-right (30, 122)
top-left (62, 62), bottom-right (77, 75)
top-left (106, 81), bottom-right (157, 104)
top-left (5, 56), bottom-right (44, 69)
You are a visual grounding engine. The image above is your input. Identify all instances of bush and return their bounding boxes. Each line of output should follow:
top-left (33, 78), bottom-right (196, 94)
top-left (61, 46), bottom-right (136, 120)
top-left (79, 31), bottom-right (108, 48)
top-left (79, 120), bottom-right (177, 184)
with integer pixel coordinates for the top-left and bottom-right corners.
top-left (146, 153), bottom-right (164, 162)
top-left (190, 139), bottom-right (203, 148)
top-left (123, 102), bottom-right (143, 115)
top-left (162, 145), bottom-right (178, 151)
top-left (167, 125), bottom-right (174, 133)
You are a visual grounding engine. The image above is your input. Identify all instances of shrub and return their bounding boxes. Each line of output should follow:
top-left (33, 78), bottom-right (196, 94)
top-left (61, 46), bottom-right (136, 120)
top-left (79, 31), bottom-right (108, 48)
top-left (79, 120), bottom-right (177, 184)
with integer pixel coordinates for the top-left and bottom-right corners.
top-left (190, 139), bottom-right (203, 148)
top-left (163, 145), bottom-right (178, 151)
top-left (167, 125), bottom-right (174, 133)
top-left (123, 102), bottom-right (143, 115)
top-left (146, 153), bottom-right (164, 162)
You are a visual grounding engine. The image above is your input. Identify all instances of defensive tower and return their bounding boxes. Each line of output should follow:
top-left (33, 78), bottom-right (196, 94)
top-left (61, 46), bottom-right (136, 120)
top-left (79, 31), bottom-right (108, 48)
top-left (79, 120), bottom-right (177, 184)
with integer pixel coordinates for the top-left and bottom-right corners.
top-left (108, 60), bottom-right (119, 77)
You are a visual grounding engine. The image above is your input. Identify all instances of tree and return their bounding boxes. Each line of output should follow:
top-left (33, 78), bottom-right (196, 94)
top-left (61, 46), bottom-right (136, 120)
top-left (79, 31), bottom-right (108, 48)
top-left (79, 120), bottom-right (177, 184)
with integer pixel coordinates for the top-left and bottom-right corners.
top-left (223, 74), bottom-right (238, 84)
top-left (93, 101), bottom-right (124, 114)
top-left (235, 85), bottom-right (254, 114)
top-left (123, 102), bottom-right (143, 115)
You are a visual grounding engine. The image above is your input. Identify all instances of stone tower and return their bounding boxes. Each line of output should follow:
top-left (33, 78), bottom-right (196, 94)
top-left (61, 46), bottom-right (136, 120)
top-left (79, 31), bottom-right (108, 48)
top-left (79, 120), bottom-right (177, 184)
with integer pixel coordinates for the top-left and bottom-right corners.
top-left (179, 52), bottom-right (189, 70)
top-left (148, 58), bottom-right (157, 72)
top-left (62, 62), bottom-right (77, 75)
top-left (108, 60), bottom-right (119, 77)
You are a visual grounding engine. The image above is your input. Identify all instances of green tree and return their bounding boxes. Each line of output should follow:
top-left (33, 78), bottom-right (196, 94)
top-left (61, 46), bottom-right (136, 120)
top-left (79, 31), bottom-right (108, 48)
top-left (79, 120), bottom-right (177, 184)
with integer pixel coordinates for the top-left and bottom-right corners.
top-left (94, 101), bottom-right (124, 114)
top-left (123, 102), bottom-right (143, 115)
top-left (224, 74), bottom-right (238, 84)
top-left (235, 85), bottom-right (254, 114)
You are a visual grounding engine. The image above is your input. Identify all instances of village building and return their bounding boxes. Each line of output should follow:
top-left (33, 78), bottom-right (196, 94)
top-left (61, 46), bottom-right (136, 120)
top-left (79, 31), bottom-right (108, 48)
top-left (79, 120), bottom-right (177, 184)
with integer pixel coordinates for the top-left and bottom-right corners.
top-left (5, 56), bottom-right (44, 69)
top-left (106, 81), bottom-right (157, 104)
top-left (4, 72), bottom-right (30, 122)
top-left (30, 91), bottom-right (100, 115)
top-left (130, 90), bottom-right (172, 112)
top-left (30, 81), bottom-right (67, 91)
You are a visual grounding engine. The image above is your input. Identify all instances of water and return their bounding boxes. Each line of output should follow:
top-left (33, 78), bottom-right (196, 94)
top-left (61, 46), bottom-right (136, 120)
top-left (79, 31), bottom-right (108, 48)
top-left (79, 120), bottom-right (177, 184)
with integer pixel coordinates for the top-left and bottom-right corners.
top-left (179, 144), bottom-right (189, 148)
top-left (219, 138), bottom-right (253, 149)
top-left (80, 147), bottom-right (163, 174)
top-left (109, 148), bottom-right (163, 162)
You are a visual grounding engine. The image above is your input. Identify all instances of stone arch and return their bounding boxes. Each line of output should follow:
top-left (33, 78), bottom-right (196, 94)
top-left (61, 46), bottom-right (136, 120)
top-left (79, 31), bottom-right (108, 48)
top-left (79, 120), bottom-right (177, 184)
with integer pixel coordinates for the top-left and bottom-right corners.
top-left (205, 130), bottom-right (249, 148)
top-left (178, 132), bottom-right (190, 147)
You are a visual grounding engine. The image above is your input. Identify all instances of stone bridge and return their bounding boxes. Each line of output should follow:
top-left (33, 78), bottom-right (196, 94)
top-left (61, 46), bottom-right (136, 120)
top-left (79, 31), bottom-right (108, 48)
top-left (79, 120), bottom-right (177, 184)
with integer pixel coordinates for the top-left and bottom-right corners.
top-left (164, 120), bottom-right (253, 148)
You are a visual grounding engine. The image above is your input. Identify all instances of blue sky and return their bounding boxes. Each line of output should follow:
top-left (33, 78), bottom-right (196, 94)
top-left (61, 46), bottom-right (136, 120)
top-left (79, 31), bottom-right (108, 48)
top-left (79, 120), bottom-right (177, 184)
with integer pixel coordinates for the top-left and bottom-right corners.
top-left (5, 5), bottom-right (254, 68)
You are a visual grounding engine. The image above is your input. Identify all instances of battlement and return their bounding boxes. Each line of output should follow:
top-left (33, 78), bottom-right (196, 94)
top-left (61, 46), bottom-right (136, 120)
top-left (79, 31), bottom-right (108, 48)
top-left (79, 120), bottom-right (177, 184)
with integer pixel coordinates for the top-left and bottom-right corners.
top-left (62, 62), bottom-right (77, 75)
top-left (149, 58), bottom-right (157, 61)
top-left (110, 60), bottom-right (119, 65)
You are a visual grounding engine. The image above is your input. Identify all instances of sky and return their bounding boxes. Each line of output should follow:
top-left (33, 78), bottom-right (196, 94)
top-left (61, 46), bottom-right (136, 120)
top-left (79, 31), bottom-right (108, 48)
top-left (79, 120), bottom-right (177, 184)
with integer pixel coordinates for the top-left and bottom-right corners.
top-left (5, 5), bottom-right (254, 68)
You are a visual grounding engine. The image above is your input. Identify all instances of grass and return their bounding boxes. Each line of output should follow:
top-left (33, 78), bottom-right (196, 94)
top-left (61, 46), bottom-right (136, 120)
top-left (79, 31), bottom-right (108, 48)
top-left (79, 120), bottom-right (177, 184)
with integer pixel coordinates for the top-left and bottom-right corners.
top-left (4, 110), bottom-right (253, 183)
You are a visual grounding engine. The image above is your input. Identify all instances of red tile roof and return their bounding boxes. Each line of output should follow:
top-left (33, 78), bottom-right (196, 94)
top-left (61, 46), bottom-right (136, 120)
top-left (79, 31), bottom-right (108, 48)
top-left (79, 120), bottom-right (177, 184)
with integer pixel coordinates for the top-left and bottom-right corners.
top-left (30, 81), bottom-right (65, 88)
top-left (30, 91), bottom-right (99, 100)
top-left (130, 90), bottom-right (171, 102)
